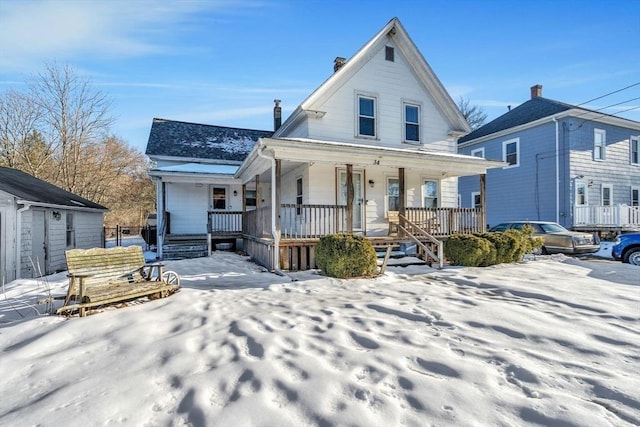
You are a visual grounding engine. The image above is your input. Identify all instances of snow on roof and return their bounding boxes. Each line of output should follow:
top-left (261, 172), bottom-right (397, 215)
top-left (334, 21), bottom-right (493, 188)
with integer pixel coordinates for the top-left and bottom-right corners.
top-left (154, 163), bottom-right (238, 175)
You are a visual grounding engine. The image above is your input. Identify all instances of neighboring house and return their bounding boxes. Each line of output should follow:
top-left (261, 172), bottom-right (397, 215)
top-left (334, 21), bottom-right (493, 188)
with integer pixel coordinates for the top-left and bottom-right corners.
top-left (0, 167), bottom-right (108, 282)
top-left (458, 85), bottom-right (640, 233)
top-left (146, 18), bottom-right (504, 270)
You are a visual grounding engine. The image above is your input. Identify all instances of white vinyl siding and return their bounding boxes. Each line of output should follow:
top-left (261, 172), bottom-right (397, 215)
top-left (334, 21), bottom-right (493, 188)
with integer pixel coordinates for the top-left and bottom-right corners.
top-left (594, 129), bottom-right (606, 161)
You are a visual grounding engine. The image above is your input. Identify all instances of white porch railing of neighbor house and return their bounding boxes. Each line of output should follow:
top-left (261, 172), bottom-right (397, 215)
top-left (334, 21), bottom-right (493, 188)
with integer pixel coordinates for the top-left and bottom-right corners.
top-left (574, 204), bottom-right (640, 228)
top-left (280, 204), bottom-right (348, 239)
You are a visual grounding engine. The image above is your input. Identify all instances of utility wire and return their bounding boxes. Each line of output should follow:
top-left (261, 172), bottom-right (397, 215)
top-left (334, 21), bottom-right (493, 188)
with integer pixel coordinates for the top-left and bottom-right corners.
top-left (576, 82), bottom-right (640, 106)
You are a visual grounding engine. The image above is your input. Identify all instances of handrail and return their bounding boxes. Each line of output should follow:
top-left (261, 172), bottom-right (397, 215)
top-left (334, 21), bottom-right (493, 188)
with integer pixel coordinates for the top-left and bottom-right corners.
top-left (397, 213), bottom-right (443, 269)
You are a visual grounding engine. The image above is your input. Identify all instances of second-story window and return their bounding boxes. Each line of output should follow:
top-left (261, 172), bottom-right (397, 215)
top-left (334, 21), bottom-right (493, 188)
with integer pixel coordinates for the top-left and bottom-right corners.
top-left (358, 95), bottom-right (376, 137)
top-left (404, 103), bottom-right (420, 143)
top-left (503, 138), bottom-right (519, 167)
top-left (631, 136), bottom-right (639, 165)
top-left (594, 129), bottom-right (606, 161)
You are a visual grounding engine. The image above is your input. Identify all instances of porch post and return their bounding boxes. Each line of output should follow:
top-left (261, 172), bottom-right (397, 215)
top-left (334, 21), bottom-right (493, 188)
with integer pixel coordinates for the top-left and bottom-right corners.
top-left (275, 160), bottom-right (282, 237)
top-left (255, 174), bottom-right (261, 236)
top-left (241, 183), bottom-right (247, 234)
top-left (346, 164), bottom-right (354, 233)
top-left (398, 167), bottom-right (405, 236)
top-left (480, 173), bottom-right (487, 231)
top-left (275, 160), bottom-right (282, 269)
top-left (157, 180), bottom-right (165, 259)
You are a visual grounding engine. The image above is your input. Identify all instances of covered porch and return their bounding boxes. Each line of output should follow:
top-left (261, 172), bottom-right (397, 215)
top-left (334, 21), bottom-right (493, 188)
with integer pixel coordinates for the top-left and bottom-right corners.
top-left (228, 137), bottom-right (503, 271)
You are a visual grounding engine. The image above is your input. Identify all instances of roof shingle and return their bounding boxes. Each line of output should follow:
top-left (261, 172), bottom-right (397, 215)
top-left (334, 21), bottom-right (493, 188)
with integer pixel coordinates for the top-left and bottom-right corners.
top-left (145, 118), bottom-right (273, 161)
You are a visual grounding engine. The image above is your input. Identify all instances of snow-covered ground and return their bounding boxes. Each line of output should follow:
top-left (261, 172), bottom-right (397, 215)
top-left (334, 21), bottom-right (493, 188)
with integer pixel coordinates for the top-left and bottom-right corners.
top-left (0, 248), bottom-right (638, 426)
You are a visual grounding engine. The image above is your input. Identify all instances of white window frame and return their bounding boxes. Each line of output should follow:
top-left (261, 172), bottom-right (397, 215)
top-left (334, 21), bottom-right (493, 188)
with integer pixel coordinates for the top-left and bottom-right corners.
top-left (631, 136), bottom-right (639, 165)
top-left (296, 177), bottom-right (303, 215)
top-left (594, 129), bottom-right (606, 161)
top-left (502, 138), bottom-right (519, 168)
top-left (471, 191), bottom-right (482, 209)
top-left (575, 180), bottom-right (588, 206)
top-left (66, 212), bottom-right (75, 248)
top-left (471, 147), bottom-right (485, 158)
top-left (403, 102), bottom-right (421, 144)
top-left (601, 184), bottom-right (612, 206)
top-left (422, 179), bottom-right (439, 208)
top-left (356, 92), bottom-right (377, 139)
top-left (631, 187), bottom-right (639, 207)
top-left (211, 186), bottom-right (227, 210)
top-left (386, 177), bottom-right (399, 216)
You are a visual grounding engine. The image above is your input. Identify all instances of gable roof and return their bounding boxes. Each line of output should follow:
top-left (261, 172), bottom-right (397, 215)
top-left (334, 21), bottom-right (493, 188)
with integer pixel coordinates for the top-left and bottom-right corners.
top-left (0, 167), bottom-right (107, 210)
top-left (458, 97), bottom-right (572, 143)
top-left (275, 17), bottom-right (470, 136)
top-left (146, 118), bottom-right (273, 162)
top-left (459, 95), bottom-right (640, 144)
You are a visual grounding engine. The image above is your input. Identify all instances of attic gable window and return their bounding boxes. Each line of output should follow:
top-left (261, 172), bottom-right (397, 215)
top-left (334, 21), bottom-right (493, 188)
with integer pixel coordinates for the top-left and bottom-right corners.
top-left (385, 46), bottom-right (394, 62)
top-left (403, 103), bottom-right (420, 143)
top-left (357, 94), bottom-right (376, 138)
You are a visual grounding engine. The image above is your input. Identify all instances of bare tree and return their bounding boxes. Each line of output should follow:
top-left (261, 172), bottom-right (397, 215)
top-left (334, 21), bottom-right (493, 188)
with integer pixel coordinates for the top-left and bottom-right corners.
top-left (30, 62), bottom-right (114, 194)
top-left (457, 97), bottom-right (488, 130)
top-left (0, 90), bottom-right (55, 177)
top-left (1, 63), bottom-right (155, 226)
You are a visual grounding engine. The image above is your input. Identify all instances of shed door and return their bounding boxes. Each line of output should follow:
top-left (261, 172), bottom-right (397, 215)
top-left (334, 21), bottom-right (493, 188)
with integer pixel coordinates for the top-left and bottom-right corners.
top-left (32, 210), bottom-right (48, 277)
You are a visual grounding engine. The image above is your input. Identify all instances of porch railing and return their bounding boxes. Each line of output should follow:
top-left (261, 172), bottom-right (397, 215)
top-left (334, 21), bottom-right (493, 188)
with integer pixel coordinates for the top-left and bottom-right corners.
top-left (207, 206), bottom-right (485, 240)
top-left (574, 204), bottom-right (640, 227)
top-left (405, 207), bottom-right (484, 235)
top-left (208, 211), bottom-right (243, 234)
top-left (281, 204), bottom-right (348, 239)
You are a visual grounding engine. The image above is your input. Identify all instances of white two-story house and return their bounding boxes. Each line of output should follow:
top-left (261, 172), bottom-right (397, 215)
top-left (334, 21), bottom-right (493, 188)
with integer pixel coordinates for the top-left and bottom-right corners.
top-left (146, 17), bottom-right (504, 270)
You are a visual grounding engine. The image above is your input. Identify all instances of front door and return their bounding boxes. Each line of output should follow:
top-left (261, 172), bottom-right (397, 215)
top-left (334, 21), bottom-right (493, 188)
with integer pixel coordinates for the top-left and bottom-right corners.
top-left (339, 170), bottom-right (363, 231)
top-left (32, 210), bottom-right (48, 277)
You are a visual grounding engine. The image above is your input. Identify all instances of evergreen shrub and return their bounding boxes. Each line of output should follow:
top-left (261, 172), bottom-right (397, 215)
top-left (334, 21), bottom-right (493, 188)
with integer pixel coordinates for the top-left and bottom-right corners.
top-left (315, 234), bottom-right (378, 278)
top-left (444, 234), bottom-right (495, 267)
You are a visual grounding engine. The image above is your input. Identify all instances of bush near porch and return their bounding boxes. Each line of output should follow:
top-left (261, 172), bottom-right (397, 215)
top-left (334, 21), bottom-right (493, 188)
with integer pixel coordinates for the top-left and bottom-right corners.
top-left (445, 228), bottom-right (542, 267)
top-left (316, 234), bottom-right (378, 278)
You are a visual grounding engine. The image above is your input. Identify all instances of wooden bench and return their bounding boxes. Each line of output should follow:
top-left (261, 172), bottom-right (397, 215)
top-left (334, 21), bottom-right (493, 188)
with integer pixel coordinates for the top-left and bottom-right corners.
top-left (57, 246), bottom-right (180, 317)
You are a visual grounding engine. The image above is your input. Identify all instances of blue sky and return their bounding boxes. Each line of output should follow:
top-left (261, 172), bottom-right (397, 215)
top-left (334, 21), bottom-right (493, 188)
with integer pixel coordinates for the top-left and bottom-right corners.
top-left (1, 0), bottom-right (639, 153)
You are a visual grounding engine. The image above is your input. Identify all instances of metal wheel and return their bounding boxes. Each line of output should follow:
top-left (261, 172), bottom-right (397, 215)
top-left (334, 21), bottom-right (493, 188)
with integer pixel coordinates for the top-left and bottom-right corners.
top-left (161, 270), bottom-right (180, 286)
top-left (623, 248), bottom-right (640, 266)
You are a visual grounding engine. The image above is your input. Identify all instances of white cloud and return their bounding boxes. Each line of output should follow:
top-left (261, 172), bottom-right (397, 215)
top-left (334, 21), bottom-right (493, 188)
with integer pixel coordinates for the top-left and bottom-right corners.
top-left (0, 0), bottom-right (261, 72)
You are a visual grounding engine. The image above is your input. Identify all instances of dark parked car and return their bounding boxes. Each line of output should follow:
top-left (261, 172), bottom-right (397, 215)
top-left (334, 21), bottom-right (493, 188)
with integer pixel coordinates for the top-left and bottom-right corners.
top-left (612, 232), bottom-right (640, 265)
top-left (489, 221), bottom-right (600, 255)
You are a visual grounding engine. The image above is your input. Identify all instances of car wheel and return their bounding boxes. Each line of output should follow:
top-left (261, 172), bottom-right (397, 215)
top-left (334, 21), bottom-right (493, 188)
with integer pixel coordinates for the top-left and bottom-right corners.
top-left (623, 248), bottom-right (640, 265)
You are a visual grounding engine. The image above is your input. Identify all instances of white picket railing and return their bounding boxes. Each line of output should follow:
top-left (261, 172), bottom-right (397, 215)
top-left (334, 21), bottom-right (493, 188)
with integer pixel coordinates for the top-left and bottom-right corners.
top-left (574, 204), bottom-right (640, 227)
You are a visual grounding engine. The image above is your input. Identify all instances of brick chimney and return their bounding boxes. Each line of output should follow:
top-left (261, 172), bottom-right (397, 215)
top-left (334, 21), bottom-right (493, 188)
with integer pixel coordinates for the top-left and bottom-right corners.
top-left (530, 84), bottom-right (543, 99)
top-left (334, 57), bottom-right (346, 73)
top-left (273, 99), bottom-right (282, 131)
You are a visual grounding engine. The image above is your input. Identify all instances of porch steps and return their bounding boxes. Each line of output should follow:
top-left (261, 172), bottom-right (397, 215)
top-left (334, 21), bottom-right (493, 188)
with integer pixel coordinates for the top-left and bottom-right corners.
top-left (163, 234), bottom-right (208, 260)
top-left (375, 243), bottom-right (428, 268)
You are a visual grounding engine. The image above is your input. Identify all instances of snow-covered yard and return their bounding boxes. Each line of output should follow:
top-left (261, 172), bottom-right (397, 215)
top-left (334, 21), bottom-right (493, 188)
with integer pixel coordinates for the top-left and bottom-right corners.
top-left (0, 250), bottom-right (638, 426)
